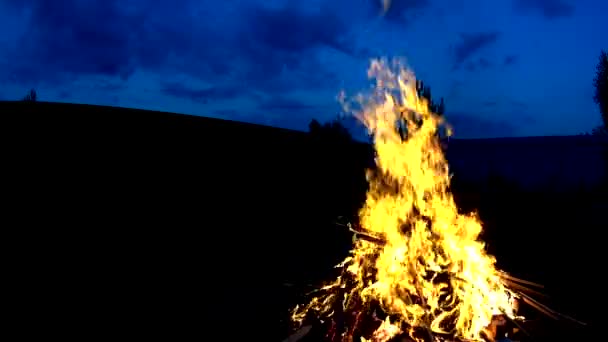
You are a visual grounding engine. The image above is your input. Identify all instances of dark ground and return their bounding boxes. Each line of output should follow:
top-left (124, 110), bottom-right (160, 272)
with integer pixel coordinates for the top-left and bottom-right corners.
top-left (1, 101), bottom-right (603, 341)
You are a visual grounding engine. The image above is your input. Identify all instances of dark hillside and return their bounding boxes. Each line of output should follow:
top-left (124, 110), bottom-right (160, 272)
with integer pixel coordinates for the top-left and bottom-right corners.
top-left (1, 101), bottom-right (372, 340)
top-left (1, 101), bottom-right (600, 340)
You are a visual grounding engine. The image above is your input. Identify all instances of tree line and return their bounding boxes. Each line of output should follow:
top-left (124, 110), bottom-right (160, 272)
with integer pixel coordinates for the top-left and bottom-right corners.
top-left (593, 50), bottom-right (608, 135)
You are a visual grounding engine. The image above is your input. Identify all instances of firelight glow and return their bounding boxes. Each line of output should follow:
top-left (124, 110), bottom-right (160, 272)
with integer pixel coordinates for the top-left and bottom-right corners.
top-left (292, 59), bottom-right (520, 342)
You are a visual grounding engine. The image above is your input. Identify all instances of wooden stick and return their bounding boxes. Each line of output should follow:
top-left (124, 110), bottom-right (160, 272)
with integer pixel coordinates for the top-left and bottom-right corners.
top-left (282, 325), bottom-right (313, 342)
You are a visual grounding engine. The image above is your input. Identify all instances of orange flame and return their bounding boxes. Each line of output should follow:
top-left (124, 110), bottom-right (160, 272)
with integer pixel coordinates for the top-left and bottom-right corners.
top-left (292, 59), bottom-right (519, 341)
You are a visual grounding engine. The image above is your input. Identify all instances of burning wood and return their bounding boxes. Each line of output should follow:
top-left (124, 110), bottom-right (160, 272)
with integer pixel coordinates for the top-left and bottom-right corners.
top-left (282, 325), bottom-right (313, 342)
top-left (347, 224), bottom-right (387, 246)
top-left (286, 60), bottom-right (582, 342)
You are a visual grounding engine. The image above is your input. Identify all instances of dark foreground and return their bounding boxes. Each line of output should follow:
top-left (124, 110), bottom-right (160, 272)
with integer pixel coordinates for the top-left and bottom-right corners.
top-left (2, 101), bottom-right (603, 341)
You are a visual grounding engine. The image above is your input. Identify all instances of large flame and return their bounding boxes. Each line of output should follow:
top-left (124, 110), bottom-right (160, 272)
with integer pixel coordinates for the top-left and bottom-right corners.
top-left (292, 59), bottom-right (519, 342)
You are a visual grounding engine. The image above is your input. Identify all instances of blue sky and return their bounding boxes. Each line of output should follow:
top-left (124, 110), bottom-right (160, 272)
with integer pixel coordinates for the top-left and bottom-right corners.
top-left (0, 0), bottom-right (606, 138)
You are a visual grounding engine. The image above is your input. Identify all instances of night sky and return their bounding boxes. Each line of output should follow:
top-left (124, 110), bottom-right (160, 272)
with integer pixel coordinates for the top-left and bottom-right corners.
top-left (0, 0), bottom-right (606, 138)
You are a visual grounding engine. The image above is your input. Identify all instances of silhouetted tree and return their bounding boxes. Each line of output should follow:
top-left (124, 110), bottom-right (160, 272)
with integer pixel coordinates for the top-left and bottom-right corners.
top-left (416, 80), bottom-right (445, 116)
top-left (22, 89), bottom-right (37, 102)
top-left (591, 125), bottom-right (607, 136)
top-left (311, 81), bottom-right (447, 143)
top-left (592, 51), bottom-right (608, 193)
top-left (308, 117), bottom-right (353, 143)
top-left (397, 80), bottom-right (446, 140)
top-left (593, 50), bottom-right (607, 130)
top-left (309, 119), bottom-right (322, 133)
top-left (436, 98), bottom-right (445, 116)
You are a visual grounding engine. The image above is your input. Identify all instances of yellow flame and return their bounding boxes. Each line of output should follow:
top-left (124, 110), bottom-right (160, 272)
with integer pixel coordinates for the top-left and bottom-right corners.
top-left (292, 59), bottom-right (518, 341)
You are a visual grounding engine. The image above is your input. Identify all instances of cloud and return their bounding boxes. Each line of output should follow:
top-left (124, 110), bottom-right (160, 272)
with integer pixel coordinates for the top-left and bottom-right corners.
top-left (503, 55), bottom-right (519, 66)
top-left (242, 4), bottom-right (356, 56)
top-left (161, 82), bottom-right (246, 104)
top-left (451, 32), bottom-right (500, 70)
top-left (230, 3), bottom-right (361, 93)
top-left (2, 0), bottom-right (191, 83)
top-left (513, 0), bottom-right (574, 19)
top-left (464, 57), bottom-right (493, 72)
top-left (1, 0), bottom-right (359, 97)
top-left (463, 54), bottom-right (519, 72)
top-left (464, 55), bottom-right (519, 72)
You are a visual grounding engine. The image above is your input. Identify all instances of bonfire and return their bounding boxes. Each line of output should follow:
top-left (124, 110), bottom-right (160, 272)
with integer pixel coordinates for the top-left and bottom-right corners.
top-left (288, 59), bottom-right (546, 342)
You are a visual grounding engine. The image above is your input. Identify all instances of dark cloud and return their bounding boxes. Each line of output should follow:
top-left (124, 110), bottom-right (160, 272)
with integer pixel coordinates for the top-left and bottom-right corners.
top-left (232, 4), bottom-right (358, 93)
top-left (161, 82), bottom-right (246, 104)
top-left (452, 32), bottom-right (500, 70)
top-left (464, 57), bottom-right (493, 72)
top-left (1, 0), bottom-right (357, 97)
top-left (242, 4), bottom-right (356, 56)
top-left (463, 54), bottom-right (519, 72)
top-left (513, 0), bottom-right (574, 19)
top-left (2, 0), bottom-right (194, 83)
top-left (504, 55), bottom-right (518, 66)
top-left (446, 111), bottom-right (519, 138)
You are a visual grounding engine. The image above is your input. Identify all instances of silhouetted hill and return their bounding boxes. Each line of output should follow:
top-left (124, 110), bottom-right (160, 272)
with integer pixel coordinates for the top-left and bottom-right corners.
top-left (446, 135), bottom-right (607, 191)
top-left (2, 101), bottom-right (372, 339)
top-left (2, 101), bottom-right (601, 340)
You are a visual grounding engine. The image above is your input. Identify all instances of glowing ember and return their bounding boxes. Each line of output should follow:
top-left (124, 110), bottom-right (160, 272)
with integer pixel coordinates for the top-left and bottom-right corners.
top-left (291, 59), bottom-right (520, 342)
